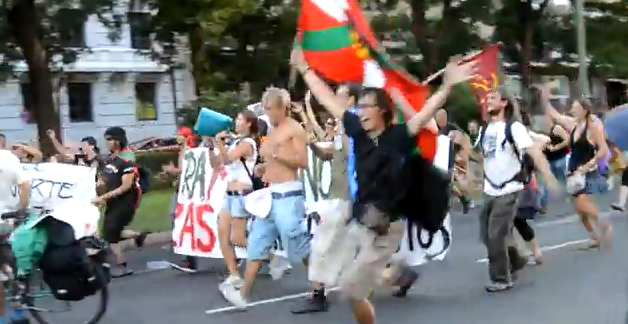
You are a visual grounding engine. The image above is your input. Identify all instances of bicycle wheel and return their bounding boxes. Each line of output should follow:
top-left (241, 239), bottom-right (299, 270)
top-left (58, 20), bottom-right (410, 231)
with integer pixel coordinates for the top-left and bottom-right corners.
top-left (25, 261), bottom-right (109, 324)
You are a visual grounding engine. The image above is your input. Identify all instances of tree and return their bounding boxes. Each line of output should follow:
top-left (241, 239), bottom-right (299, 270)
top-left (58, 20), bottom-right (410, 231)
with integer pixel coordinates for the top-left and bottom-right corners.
top-left (543, 0), bottom-right (628, 78)
top-left (148, 0), bottom-right (259, 95)
top-left (369, 0), bottom-right (487, 80)
top-left (0, 0), bottom-right (122, 155)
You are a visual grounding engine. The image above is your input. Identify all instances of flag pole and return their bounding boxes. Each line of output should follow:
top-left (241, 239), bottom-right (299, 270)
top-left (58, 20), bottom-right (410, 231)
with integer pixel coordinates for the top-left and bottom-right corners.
top-left (421, 50), bottom-right (484, 85)
top-left (421, 43), bottom-right (502, 85)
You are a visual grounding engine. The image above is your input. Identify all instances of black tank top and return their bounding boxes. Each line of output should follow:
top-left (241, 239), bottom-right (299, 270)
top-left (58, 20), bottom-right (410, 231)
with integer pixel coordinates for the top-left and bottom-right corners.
top-left (543, 125), bottom-right (569, 161)
top-left (567, 120), bottom-right (596, 173)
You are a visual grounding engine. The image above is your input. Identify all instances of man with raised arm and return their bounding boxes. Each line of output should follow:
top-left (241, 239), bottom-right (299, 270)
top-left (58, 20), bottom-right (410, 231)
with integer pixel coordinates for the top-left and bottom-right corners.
top-left (290, 44), bottom-right (476, 324)
top-left (220, 87), bottom-right (329, 314)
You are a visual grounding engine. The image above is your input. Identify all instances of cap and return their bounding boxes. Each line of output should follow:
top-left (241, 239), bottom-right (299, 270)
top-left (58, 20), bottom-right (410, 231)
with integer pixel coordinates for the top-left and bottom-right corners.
top-left (81, 136), bottom-right (97, 147)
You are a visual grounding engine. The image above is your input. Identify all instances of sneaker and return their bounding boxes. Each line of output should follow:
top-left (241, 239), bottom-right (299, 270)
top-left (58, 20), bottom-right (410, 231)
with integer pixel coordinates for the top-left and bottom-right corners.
top-left (110, 265), bottom-right (134, 278)
top-left (392, 267), bottom-right (420, 298)
top-left (290, 289), bottom-right (328, 314)
top-left (220, 285), bottom-right (248, 309)
top-left (171, 259), bottom-right (198, 273)
top-left (134, 232), bottom-right (149, 248)
top-left (219, 275), bottom-right (244, 291)
top-left (268, 254), bottom-right (291, 280)
top-left (485, 280), bottom-right (513, 293)
top-left (610, 203), bottom-right (625, 212)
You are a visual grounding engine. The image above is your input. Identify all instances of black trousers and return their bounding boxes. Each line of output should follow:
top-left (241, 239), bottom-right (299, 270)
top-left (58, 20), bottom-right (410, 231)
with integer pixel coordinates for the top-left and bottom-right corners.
top-left (513, 218), bottom-right (535, 242)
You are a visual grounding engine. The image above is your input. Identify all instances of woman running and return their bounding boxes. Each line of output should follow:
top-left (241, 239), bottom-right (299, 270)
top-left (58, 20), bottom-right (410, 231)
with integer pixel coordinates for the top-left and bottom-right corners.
top-left (215, 110), bottom-right (260, 292)
top-left (538, 84), bottom-right (613, 249)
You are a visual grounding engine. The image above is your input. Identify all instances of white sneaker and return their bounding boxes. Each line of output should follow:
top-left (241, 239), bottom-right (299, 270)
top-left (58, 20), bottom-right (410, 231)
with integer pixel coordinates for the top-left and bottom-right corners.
top-left (219, 275), bottom-right (244, 291)
top-left (268, 254), bottom-right (291, 280)
top-left (220, 285), bottom-right (248, 309)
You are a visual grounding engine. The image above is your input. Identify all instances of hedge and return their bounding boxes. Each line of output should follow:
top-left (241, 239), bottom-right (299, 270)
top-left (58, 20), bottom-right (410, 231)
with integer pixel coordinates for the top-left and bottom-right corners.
top-left (136, 150), bottom-right (179, 191)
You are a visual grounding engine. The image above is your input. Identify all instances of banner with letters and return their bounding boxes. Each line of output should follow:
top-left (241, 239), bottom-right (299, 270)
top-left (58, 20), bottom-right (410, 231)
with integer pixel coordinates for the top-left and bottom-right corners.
top-left (10, 163), bottom-right (97, 209)
top-left (172, 148), bottom-right (247, 258)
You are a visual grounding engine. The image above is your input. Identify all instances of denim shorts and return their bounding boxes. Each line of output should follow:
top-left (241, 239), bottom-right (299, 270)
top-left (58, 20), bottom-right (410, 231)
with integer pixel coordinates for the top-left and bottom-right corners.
top-left (221, 194), bottom-right (250, 218)
top-left (571, 172), bottom-right (608, 196)
top-left (247, 190), bottom-right (310, 263)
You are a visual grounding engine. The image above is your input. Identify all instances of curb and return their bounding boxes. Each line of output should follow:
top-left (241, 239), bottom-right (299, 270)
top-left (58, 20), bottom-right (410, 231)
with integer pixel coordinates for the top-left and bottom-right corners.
top-left (121, 231), bottom-right (171, 251)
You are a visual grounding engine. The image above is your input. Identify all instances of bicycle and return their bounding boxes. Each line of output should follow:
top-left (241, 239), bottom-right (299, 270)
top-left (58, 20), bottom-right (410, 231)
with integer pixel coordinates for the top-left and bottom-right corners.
top-left (2, 207), bottom-right (111, 324)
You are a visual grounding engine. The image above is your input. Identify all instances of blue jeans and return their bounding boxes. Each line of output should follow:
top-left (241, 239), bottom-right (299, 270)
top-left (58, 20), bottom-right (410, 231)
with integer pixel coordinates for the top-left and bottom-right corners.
top-left (541, 157), bottom-right (567, 208)
top-left (247, 190), bottom-right (310, 263)
top-left (221, 195), bottom-right (249, 218)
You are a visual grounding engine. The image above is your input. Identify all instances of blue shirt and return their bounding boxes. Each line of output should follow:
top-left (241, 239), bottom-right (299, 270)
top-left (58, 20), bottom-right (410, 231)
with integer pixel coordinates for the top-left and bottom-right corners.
top-left (347, 107), bottom-right (358, 199)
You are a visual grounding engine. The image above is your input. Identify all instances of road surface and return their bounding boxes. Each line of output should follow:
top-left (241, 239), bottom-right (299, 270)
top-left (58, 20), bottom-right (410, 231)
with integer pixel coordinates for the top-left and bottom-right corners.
top-left (29, 195), bottom-right (628, 324)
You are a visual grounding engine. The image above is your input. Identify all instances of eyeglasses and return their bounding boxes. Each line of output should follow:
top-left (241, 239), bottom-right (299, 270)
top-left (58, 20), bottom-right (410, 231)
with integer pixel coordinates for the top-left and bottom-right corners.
top-left (357, 103), bottom-right (377, 109)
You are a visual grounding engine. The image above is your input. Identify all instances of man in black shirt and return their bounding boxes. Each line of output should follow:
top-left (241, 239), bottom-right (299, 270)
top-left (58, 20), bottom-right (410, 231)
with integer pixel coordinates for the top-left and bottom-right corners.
top-left (92, 127), bottom-right (147, 277)
top-left (291, 45), bottom-right (476, 324)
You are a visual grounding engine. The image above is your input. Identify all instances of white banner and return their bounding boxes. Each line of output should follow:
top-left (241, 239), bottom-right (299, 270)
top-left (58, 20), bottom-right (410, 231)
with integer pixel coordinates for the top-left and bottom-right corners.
top-left (10, 163), bottom-right (97, 209)
top-left (172, 148), bottom-right (243, 258)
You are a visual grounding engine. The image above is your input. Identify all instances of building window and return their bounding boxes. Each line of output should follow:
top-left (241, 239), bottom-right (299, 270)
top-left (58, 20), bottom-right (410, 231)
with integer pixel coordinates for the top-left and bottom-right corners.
top-left (68, 83), bottom-right (93, 122)
top-left (20, 83), bottom-right (35, 124)
top-left (58, 9), bottom-right (86, 47)
top-left (136, 82), bottom-right (157, 121)
top-left (128, 12), bottom-right (151, 50)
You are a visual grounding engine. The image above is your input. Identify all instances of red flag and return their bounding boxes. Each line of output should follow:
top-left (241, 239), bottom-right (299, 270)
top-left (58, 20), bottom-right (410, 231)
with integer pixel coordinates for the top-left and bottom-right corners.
top-left (298, 0), bottom-right (435, 160)
top-left (468, 45), bottom-right (500, 120)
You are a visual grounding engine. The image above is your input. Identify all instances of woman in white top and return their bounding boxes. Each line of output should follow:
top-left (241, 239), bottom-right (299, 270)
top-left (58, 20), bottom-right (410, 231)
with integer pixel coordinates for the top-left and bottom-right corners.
top-left (214, 110), bottom-right (260, 290)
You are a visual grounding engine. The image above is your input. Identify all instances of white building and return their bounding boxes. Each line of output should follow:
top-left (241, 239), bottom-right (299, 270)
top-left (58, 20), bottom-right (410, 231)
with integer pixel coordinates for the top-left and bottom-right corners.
top-left (0, 0), bottom-right (196, 144)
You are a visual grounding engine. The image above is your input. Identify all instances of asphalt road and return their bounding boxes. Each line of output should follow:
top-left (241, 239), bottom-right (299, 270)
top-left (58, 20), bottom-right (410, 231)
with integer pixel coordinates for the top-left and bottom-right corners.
top-left (26, 194), bottom-right (628, 324)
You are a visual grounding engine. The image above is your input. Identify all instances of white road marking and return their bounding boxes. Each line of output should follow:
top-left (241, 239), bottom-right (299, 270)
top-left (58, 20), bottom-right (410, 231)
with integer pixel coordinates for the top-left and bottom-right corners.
top-left (536, 211), bottom-right (611, 228)
top-left (474, 239), bottom-right (590, 263)
top-left (202, 210), bottom-right (624, 315)
top-left (204, 287), bottom-right (341, 315)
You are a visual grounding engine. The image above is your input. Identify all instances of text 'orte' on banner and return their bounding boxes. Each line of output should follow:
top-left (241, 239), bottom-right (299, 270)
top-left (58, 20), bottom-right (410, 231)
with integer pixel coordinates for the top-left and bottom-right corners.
top-left (172, 148), bottom-right (229, 258)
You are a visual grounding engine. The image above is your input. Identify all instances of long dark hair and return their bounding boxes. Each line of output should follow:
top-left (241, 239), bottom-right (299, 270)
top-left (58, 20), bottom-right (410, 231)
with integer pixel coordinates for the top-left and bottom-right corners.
top-left (239, 110), bottom-right (261, 151)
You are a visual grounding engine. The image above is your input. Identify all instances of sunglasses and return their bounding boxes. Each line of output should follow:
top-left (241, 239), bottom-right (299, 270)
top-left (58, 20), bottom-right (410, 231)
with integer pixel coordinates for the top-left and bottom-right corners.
top-left (105, 137), bottom-right (114, 141)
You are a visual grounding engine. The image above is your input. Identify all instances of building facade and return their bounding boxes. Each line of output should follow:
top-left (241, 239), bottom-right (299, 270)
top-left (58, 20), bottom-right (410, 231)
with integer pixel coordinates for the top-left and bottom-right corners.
top-left (0, 1), bottom-right (196, 144)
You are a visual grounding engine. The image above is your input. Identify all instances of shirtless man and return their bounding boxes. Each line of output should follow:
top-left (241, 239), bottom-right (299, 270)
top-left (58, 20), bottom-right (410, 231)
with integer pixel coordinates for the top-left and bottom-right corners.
top-left (220, 87), bottom-right (328, 314)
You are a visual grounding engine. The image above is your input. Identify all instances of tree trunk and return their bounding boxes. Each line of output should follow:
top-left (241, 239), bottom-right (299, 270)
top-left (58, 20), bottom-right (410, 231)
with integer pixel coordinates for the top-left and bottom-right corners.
top-left (188, 25), bottom-right (205, 97)
top-left (410, 0), bottom-right (428, 78)
top-left (427, 0), bottom-right (452, 73)
top-left (8, 0), bottom-right (60, 157)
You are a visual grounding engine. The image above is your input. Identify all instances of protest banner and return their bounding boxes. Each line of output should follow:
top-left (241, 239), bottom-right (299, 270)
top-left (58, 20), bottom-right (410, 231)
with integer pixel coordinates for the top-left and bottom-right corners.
top-left (10, 163), bottom-right (97, 209)
top-left (172, 148), bottom-right (245, 258)
top-left (303, 143), bottom-right (332, 209)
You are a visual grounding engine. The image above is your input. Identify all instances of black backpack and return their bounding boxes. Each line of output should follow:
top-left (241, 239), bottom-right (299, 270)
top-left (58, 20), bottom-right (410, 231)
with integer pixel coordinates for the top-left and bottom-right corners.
top-left (38, 219), bottom-right (110, 302)
top-left (357, 143), bottom-right (451, 257)
top-left (478, 119), bottom-right (534, 189)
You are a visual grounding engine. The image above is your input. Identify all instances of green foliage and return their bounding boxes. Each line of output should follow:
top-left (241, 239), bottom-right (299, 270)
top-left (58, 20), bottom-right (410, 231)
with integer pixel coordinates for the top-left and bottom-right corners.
top-left (0, 0), bottom-right (122, 73)
top-left (445, 83), bottom-right (482, 128)
top-left (136, 150), bottom-right (179, 190)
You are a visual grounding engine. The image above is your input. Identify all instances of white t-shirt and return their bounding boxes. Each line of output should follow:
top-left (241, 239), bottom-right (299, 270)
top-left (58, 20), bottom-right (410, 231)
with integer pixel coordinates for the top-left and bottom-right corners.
top-left (481, 121), bottom-right (533, 197)
top-left (227, 138), bottom-right (258, 185)
top-left (0, 150), bottom-right (31, 214)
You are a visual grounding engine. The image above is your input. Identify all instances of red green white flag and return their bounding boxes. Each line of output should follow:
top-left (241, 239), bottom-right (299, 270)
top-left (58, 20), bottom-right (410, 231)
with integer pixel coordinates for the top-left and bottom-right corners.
top-left (298, 0), bottom-right (437, 161)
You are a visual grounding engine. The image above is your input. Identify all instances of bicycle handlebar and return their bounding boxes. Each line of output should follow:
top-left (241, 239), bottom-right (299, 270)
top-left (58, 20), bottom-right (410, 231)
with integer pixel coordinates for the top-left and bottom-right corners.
top-left (1, 210), bottom-right (27, 220)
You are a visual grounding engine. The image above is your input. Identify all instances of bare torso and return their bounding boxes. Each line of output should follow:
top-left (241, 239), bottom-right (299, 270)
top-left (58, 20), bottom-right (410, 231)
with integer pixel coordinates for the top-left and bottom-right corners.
top-left (259, 118), bottom-right (305, 184)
